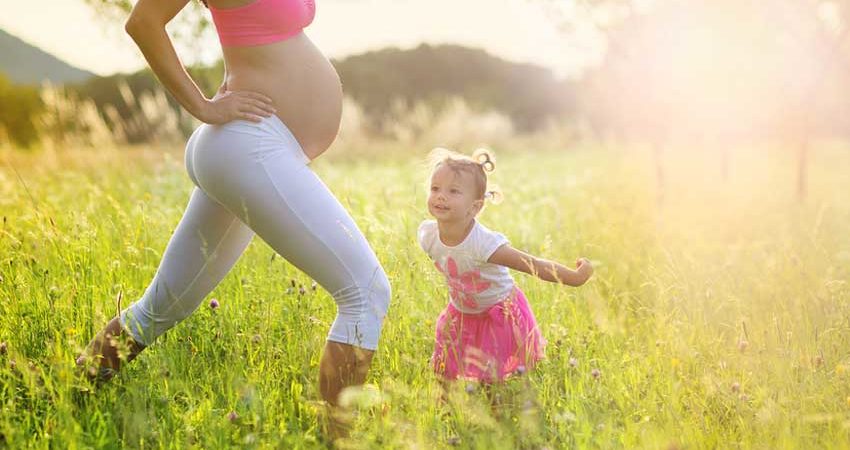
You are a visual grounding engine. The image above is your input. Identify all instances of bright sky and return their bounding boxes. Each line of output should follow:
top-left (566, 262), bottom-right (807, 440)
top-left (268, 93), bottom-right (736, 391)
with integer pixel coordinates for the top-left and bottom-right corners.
top-left (0, 0), bottom-right (603, 79)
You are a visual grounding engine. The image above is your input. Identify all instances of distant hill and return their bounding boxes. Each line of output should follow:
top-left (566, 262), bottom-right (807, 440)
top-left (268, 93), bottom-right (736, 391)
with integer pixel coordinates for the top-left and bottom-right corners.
top-left (44, 43), bottom-right (574, 144)
top-left (63, 43), bottom-right (576, 141)
top-left (333, 44), bottom-right (575, 132)
top-left (0, 28), bottom-right (94, 85)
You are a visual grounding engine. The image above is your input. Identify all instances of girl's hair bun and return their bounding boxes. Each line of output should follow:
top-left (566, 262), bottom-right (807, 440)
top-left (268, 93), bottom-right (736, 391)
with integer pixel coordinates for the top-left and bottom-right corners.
top-left (472, 148), bottom-right (495, 173)
top-left (426, 146), bottom-right (502, 203)
top-left (484, 184), bottom-right (503, 205)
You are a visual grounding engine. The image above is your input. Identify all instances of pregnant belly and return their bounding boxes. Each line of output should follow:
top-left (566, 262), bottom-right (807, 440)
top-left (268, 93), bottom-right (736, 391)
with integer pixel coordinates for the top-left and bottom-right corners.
top-left (224, 34), bottom-right (344, 159)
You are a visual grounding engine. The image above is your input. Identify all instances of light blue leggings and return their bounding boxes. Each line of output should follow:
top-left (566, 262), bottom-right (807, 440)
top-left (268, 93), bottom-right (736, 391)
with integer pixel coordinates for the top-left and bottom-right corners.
top-left (120, 116), bottom-right (390, 350)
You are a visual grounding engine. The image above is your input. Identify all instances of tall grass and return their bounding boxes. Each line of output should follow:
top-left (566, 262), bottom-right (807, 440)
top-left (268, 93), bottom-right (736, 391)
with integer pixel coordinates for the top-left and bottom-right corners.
top-left (6, 79), bottom-right (520, 158)
top-left (1, 138), bottom-right (849, 448)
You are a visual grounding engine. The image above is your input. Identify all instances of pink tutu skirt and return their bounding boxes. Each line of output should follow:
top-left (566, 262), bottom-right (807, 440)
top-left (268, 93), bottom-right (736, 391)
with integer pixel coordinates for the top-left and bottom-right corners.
top-left (432, 287), bottom-right (545, 382)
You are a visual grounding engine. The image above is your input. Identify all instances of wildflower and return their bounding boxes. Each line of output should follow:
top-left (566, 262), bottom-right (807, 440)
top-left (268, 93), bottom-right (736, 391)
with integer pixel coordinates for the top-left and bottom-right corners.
top-left (308, 316), bottom-right (322, 326)
top-left (555, 411), bottom-right (577, 423)
top-left (591, 368), bottom-right (601, 380)
top-left (209, 298), bottom-right (220, 310)
top-left (837, 364), bottom-right (847, 376)
top-left (227, 411), bottom-right (239, 423)
top-left (464, 383), bottom-right (475, 394)
top-left (568, 357), bottom-right (578, 368)
top-left (299, 286), bottom-right (306, 295)
top-left (738, 340), bottom-right (749, 352)
top-left (252, 334), bottom-right (262, 344)
top-left (0, 341), bottom-right (6, 355)
top-left (739, 394), bottom-right (749, 402)
top-left (311, 281), bottom-right (317, 291)
top-left (447, 436), bottom-right (461, 446)
top-left (814, 355), bottom-right (824, 367)
top-left (671, 357), bottom-right (680, 369)
top-left (731, 382), bottom-right (741, 393)
top-left (515, 365), bottom-right (527, 375)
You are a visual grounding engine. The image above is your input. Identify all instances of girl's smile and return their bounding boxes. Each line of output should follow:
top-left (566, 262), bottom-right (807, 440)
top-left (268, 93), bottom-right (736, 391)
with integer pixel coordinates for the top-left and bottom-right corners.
top-left (428, 165), bottom-right (482, 224)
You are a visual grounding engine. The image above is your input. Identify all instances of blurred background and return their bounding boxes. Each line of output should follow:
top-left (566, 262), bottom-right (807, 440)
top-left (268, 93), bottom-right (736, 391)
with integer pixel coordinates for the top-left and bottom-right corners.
top-left (1, 0), bottom-right (850, 198)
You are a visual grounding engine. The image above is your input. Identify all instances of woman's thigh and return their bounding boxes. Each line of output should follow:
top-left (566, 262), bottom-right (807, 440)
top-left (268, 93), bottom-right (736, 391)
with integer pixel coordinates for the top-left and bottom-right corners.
top-left (190, 118), bottom-right (390, 348)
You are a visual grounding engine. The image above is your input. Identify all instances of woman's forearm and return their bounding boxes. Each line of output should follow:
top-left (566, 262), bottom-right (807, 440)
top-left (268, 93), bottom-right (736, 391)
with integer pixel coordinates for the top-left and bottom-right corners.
top-left (125, 17), bottom-right (209, 121)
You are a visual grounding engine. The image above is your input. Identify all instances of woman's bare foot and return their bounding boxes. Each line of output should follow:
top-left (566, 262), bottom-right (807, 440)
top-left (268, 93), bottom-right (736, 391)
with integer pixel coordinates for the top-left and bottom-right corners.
top-left (318, 341), bottom-right (374, 443)
top-left (76, 316), bottom-right (146, 384)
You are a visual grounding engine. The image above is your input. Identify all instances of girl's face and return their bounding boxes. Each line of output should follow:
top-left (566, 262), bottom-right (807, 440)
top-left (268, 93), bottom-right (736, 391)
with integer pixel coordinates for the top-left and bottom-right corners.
top-left (427, 164), bottom-right (483, 225)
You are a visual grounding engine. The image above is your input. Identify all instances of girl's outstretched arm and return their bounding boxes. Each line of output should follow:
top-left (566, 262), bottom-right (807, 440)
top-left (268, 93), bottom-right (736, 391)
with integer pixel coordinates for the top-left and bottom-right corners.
top-left (488, 245), bottom-right (593, 286)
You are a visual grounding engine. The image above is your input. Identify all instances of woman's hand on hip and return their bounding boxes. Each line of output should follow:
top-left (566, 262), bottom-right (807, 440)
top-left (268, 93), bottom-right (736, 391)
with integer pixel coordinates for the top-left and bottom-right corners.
top-left (199, 90), bottom-right (277, 124)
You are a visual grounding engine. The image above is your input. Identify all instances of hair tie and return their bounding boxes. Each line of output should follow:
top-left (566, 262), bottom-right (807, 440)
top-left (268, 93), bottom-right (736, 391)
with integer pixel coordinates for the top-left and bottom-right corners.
top-left (476, 152), bottom-right (494, 172)
top-left (483, 188), bottom-right (503, 204)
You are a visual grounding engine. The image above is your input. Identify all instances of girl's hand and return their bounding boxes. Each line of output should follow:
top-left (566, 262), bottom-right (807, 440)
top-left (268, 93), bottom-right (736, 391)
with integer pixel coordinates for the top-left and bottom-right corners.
top-left (199, 90), bottom-right (276, 124)
top-left (576, 257), bottom-right (594, 284)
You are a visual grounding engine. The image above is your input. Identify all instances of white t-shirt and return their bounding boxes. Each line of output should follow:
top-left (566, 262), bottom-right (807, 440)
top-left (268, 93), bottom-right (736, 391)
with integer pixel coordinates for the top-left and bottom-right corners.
top-left (418, 220), bottom-right (515, 314)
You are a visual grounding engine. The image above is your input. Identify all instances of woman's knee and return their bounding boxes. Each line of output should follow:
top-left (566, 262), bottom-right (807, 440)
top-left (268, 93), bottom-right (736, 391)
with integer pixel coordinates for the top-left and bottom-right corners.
top-left (329, 265), bottom-right (391, 350)
top-left (368, 265), bottom-right (391, 312)
top-left (334, 266), bottom-right (389, 314)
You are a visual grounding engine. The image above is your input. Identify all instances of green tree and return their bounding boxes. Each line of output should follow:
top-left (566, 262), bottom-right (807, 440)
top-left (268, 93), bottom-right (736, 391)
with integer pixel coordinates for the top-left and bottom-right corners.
top-left (0, 73), bottom-right (44, 148)
top-left (83, 0), bottom-right (211, 42)
top-left (335, 44), bottom-right (576, 134)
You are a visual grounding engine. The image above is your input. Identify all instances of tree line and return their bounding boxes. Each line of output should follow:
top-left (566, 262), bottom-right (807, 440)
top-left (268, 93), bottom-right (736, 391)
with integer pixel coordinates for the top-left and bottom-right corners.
top-left (0, 44), bottom-right (575, 148)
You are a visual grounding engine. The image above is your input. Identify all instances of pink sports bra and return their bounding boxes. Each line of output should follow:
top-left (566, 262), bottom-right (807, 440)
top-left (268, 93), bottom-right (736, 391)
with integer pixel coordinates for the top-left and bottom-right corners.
top-left (208, 0), bottom-right (316, 47)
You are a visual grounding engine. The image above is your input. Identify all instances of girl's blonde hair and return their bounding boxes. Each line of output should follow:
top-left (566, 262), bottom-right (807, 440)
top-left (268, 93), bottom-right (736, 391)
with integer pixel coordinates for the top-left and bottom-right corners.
top-left (427, 147), bottom-right (502, 204)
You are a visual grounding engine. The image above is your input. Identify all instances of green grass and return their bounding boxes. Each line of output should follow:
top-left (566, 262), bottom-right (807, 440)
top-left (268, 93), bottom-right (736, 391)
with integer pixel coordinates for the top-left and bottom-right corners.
top-left (1, 142), bottom-right (849, 449)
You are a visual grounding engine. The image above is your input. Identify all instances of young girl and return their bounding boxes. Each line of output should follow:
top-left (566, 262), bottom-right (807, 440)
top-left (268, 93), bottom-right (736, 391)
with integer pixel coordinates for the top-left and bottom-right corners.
top-left (418, 148), bottom-right (594, 382)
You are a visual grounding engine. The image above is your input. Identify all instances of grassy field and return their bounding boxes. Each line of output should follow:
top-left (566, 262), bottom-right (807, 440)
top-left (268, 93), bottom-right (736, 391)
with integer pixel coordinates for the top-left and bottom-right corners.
top-left (1, 141), bottom-right (849, 449)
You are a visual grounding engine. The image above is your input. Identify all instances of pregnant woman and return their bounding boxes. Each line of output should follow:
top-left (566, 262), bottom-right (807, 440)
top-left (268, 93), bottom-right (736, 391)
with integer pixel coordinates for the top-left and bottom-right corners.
top-left (77, 0), bottom-right (391, 436)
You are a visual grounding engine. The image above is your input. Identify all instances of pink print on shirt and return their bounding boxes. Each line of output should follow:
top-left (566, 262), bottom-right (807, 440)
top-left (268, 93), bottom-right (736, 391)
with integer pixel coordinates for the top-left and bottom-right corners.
top-left (434, 256), bottom-right (492, 309)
